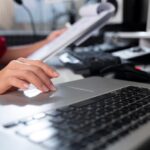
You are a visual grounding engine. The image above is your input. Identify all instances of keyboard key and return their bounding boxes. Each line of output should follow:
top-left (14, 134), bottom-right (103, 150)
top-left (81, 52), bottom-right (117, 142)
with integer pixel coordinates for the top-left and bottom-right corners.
top-left (46, 110), bottom-right (61, 117)
top-left (33, 113), bottom-right (46, 120)
top-left (43, 137), bottom-right (61, 149)
top-left (29, 128), bottom-right (57, 143)
top-left (16, 120), bottom-right (52, 136)
top-left (50, 116), bottom-right (65, 124)
top-left (19, 116), bottom-right (33, 125)
top-left (3, 122), bottom-right (18, 128)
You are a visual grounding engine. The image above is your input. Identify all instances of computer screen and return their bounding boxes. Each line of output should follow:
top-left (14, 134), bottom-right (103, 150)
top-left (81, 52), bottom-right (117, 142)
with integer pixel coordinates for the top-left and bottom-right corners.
top-left (146, 0), bottom-right (150, 31)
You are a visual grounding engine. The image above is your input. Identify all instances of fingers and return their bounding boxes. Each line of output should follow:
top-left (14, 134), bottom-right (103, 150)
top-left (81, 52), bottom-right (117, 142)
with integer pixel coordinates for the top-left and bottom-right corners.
top-left (18, 58), bottom-right (59, 78)
top-left (9, 77), bottom-right (29, 90)
top-left (33, 61), bottom-right (59, 78)
top-left (21, 65), bottom-right (55, 90)
top-left (52, 28), bottom-right (66, 36)
top-left (9, 76), bottom-right (55, 92)
top-left (7, 59), bottom-right (57, 92)
top-left (14, 70), bottom-right (50, 92)
top-left (47, 28), bottom-right (66, 41)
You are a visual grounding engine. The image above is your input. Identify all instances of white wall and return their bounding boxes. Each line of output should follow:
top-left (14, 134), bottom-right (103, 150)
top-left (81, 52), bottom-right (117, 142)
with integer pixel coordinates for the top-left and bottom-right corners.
top-left (0, 0), bottom-right (14, 29)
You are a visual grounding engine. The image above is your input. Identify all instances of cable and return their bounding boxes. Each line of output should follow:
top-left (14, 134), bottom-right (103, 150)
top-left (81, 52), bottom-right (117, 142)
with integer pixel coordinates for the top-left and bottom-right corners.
top-left (14, 0), bottom-right (37, 36)
top-left (22, 4), bottom-right (37, 36)
top-left (14, 0), bottom-right (23, 5)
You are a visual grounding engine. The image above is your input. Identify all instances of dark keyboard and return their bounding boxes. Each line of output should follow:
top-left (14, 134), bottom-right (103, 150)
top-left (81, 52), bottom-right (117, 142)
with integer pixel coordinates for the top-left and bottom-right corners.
top-left (3, 86), bottom-right (150, 150)
top-left (68, 51), bottom-right (120, 63)
top-left (71, 42), bottom-right (131, 53)
top-left (60, 51), bottom-right (121, 73)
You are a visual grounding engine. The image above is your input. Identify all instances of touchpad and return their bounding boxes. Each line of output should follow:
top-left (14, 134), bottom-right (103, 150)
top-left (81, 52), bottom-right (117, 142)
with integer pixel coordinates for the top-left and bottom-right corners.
top-left (0, 84), bottom-right (97, 106)
top-left (51, 84), bottom-right (96, 102)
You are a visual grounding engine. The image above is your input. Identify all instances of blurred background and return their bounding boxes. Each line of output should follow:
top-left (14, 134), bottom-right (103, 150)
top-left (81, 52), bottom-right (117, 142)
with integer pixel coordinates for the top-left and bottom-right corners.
top-left (0, 0), bottom-right (148, 46)
top-left (0, 0), bottom-right (85, 32)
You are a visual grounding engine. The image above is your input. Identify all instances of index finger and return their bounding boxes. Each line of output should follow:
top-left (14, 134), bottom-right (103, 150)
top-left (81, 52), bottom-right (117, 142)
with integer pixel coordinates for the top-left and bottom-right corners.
top-left (18, 58), bottom-right (59, 78)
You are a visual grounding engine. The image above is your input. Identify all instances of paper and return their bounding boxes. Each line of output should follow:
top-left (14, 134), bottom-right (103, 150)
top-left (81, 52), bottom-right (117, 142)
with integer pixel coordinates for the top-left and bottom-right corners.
top-left (28, 2), bottom-right (115, 61)
top-left (79, 2), bottom-right (113, 16)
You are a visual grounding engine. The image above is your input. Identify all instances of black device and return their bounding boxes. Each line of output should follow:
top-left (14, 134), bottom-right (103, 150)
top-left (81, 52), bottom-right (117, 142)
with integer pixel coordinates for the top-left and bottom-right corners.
top-left (100, 63), bottom-right (150, 83)
top-left (60, 48), bottom-right (150, 83)
top-left (102, 0), bottom-right (147, 31)
top-left (13, 0), bottom-right (23, 5)
top-left (59, 50), bottom-right (121, 76)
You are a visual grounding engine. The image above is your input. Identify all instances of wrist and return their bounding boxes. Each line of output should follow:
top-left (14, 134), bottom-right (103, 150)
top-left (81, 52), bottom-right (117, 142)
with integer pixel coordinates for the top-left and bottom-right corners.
top-left (44, 37), bottom-right (50, 45)
top-left (0, 70), bottom-right (8, 94)
top-left (36, 38), bottom-right (49, 49)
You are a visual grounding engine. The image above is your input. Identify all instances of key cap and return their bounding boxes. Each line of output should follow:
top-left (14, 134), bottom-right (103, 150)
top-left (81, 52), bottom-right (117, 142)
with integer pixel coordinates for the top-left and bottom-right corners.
top-left (17, 120), bottom-right (52, 136)
top-left (29, 128), bottom-right (57, 143)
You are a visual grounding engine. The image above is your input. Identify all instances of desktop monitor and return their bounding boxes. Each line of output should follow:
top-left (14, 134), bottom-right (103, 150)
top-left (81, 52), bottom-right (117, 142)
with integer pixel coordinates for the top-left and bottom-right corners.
top-left (146, 0), bottom-right (150, 31)
top-left (139, 0), bottom-right (150, 49)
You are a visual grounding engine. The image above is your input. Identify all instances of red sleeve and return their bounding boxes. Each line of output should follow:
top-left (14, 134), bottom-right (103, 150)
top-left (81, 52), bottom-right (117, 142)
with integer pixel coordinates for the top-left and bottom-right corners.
top-left (0, 37), bottom-right (7, 58)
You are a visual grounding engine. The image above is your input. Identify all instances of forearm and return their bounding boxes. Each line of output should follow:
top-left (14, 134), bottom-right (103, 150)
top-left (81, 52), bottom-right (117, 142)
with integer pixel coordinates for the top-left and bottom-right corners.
top-left (0, 29), bottom-right (65, 64)
top-left (0, 39), bottom-right (48, 64)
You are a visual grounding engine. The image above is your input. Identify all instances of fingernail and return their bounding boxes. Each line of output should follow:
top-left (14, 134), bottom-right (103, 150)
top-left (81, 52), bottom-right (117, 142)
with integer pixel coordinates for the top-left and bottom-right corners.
top-left (42, 85), bottom-right (49, 92)
top-left (23, 83), bottom-right (29, 89)
top-left (53, 72), bottom-right (59, 77)
top-left (50, 85), bottom-right (56, 91)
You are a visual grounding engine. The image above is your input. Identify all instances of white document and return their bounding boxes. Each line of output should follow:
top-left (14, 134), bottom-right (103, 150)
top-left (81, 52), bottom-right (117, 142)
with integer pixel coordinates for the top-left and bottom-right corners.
top-left (28, 2), bottom-right (115, 61)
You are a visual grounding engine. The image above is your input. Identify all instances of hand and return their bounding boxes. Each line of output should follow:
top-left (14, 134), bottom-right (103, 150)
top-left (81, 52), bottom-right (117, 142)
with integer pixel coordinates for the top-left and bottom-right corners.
top-left (0, 58), bottom-right (59, 94)
top-left (46, 28), bottom-right (66, 43)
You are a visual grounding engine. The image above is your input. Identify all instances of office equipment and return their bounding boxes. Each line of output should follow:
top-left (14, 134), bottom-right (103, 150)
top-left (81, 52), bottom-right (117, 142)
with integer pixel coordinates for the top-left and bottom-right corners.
top-left (27, 2), bottom-right (115, 61)
top-left (123, 0), bottom-right (147, 31)
top-left (58, 38), bottom-right (134, 76)
top-left (110, 0), bottom-right (150, 60)
top-left (59, 50), bottom-right (121, 74)
top-left (87, 0), bottom-right (147, 31)
top-left (59, 50), bottom-right (150, 83)
top-left (100, 63), bottom-right (150, 83)
top-left (112, 47), bottom-right (150, 60)
top-left (0, 77), bottom-right (150, 150)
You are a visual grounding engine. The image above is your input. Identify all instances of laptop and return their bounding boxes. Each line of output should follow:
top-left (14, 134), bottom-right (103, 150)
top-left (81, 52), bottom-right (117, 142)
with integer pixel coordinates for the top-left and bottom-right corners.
top-left (0, 76), bottom-right (150, 150)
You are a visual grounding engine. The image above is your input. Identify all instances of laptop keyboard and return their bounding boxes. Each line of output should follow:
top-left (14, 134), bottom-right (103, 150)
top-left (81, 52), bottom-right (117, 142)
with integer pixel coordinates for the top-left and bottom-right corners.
top-left (3, 86), bottom-right (150, 150)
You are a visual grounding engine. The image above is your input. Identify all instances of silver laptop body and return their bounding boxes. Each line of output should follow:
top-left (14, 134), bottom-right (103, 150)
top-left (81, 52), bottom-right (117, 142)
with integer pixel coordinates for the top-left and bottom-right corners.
top-left (0, 77), bottom-right (150, 150)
